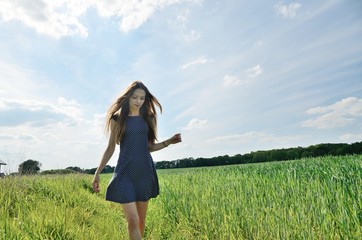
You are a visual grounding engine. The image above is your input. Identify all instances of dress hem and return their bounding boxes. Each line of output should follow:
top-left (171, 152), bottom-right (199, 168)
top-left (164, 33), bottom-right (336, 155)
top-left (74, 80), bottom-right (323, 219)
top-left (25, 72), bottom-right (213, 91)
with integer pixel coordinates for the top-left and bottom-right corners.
top-left (105, 195), bottom-right (159, 204)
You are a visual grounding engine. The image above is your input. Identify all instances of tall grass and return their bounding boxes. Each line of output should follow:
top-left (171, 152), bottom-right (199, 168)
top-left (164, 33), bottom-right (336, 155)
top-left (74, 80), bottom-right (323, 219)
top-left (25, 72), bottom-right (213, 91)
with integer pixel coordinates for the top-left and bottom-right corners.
top-left (155, 155), bottom-right (361, 239)
top-left (1, 155), bottom-right (361, 239)
top-left (1, 174), bottom-right (127, 239)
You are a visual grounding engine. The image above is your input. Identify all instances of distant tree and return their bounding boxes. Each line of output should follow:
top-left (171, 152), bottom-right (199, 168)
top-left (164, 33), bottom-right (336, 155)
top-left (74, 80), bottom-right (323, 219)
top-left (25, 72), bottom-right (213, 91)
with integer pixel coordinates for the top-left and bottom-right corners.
top-left (84, 167), bottom-right (97, 174)
top-left (84, 165), bottom-right (115, 174)
top-left (66, 166), bottom-right (83, 173)
top-left (19, 159), bottom-right (41, 174)
top-left (103, 165), bottom-right (115, 173)
top-left (155, 161), bottom-right (176, 169)
top-left (41, 169), bottom-right (78, 175)
top-left (351, 141), bottom-right (362, 154)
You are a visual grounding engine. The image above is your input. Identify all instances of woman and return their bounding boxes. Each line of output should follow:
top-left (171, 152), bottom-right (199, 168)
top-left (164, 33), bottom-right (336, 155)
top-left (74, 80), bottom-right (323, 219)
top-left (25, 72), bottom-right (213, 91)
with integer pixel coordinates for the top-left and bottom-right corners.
top-left (92, 81), bottom-right (181, 240)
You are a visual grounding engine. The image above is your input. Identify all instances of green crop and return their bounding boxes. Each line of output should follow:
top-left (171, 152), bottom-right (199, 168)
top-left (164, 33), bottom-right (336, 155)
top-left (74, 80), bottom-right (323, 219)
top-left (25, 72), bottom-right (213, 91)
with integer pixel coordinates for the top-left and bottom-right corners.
top-left (1, 155), bottom-right (361, 239)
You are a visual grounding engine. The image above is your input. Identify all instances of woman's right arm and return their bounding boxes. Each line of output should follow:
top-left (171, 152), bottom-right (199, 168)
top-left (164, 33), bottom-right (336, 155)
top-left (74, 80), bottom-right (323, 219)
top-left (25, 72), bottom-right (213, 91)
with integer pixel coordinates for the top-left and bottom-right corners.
top-left (92, 120), bottom-right (117, 192)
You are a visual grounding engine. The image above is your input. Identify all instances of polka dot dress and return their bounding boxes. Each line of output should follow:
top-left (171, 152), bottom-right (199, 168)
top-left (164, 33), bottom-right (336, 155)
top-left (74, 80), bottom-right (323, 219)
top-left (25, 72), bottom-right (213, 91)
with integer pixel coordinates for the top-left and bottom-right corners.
top-left (106, 115), bottom-right (159, 204)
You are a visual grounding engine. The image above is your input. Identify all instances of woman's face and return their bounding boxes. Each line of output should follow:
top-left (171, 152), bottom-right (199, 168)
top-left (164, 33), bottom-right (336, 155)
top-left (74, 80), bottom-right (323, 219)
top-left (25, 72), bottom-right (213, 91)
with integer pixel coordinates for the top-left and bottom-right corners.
top-left (129, 88), bottom-right (146, 112)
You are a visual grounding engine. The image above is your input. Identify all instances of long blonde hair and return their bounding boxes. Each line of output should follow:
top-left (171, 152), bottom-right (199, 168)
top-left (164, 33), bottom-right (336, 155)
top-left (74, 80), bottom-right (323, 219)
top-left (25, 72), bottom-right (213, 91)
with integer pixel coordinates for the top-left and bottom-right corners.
top-left (105, 81), bottom-right (162, 144)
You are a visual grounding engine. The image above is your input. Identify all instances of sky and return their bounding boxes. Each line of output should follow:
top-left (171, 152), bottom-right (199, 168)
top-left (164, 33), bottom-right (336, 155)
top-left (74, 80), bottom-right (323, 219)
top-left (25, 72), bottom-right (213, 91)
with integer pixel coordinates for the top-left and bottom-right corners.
top-left (0, 0), bottom-right (361, 173)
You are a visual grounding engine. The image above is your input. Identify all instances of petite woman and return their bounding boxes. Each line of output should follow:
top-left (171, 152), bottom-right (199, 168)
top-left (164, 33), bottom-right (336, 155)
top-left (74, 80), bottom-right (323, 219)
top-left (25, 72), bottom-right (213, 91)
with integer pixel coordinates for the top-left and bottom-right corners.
top-left (92, 81), bottom-right (181, 240)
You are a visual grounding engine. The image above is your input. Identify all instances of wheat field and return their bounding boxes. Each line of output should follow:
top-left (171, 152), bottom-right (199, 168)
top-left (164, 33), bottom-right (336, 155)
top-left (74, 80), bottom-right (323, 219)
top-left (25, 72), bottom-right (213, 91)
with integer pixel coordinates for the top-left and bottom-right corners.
top-left (1, 155), bottom-right (361, 239)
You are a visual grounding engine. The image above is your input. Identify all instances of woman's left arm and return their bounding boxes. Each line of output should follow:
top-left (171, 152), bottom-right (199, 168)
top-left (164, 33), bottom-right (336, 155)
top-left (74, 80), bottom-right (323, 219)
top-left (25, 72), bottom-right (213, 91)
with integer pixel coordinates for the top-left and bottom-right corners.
top-left (149, 133), bottom-right (182, 152)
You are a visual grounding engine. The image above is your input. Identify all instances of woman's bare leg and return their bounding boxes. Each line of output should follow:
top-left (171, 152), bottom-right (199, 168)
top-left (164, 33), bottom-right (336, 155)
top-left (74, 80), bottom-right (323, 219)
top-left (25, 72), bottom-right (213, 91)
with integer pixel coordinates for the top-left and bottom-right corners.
top-left (121, 202), bottom-right (142, 240)
top-left (135, 201), bottom-right (149, 236)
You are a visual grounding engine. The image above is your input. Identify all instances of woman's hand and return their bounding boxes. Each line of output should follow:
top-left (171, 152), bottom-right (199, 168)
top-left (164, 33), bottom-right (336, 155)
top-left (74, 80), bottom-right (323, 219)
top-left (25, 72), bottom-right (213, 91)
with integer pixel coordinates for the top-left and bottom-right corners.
top-left (149, 133), bottom-right (182, 152)
top-left (168, 133), bottom-right (182, 145)
top-left (92, 174), bottom-right (100, 193)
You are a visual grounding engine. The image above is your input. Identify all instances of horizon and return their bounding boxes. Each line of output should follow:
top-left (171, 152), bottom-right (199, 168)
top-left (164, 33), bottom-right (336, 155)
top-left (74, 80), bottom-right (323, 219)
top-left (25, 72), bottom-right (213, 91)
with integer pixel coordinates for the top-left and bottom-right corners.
top-left (4, 140), bottom-right (361, 173)
top-left (1, 0), bottom-right (361, 173)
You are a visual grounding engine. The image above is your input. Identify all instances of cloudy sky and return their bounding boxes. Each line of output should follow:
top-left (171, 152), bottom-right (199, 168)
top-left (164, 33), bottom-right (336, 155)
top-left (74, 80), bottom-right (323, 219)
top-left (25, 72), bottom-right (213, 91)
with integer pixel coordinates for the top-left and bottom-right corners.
top-left (0, 0), bottom-right (361, 173)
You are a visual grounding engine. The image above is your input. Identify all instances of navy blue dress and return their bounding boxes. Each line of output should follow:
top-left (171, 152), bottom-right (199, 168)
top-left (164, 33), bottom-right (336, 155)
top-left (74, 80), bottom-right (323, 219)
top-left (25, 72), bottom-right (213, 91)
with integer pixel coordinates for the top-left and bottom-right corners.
top-left (105, 116), bottom-right (159, 204)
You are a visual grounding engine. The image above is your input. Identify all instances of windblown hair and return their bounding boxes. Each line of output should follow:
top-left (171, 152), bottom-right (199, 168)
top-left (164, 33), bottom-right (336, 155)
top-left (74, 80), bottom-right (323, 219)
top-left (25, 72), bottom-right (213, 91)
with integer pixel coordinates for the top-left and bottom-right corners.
top-left (105, 81), bottom-right (162, 145)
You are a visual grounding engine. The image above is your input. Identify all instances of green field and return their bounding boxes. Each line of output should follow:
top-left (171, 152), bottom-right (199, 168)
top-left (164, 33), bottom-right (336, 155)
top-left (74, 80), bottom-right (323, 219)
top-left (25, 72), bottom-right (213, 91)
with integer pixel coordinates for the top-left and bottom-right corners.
top-left (1, 155), bottom-right (361, 239)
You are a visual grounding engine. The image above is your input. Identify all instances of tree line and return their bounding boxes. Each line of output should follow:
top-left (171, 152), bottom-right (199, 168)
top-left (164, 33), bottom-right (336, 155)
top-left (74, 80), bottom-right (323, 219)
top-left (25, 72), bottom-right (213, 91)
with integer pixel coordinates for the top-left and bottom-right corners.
top-left (15, 162), bottom-right (115, 175)
top-left (14, 141), bottom-right (362, 174)
top-left (66, 165), bottom-right (115, 174)
top-left (155, 141), bottom-right (362, 169)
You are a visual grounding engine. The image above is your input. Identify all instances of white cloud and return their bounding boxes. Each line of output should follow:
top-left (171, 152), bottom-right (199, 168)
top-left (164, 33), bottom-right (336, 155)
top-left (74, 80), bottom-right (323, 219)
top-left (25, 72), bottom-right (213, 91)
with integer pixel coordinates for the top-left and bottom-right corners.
top-left (302, 97), bottom-right (362, 129)
top-left (207, 131), bottom-right (306, 145)
top-left (62, 140), bottom-right (102, 146)
top-left (0, 98), bottom-right (83, 127)
top-left (0, 134), bottom-right (16, 140)
top-left (182, 56), bottom-right (212, 69)
top-left (0, 62), bottom-right (48, 99)
top-left (183, 29), bottom-right (201, 42)
top-left (92, 113), bottom-right (106, 128)
top-left (275, 2), bottom-right (302, 18)
top-left (183, 118), bottom-right (208, 130)
top-left (174, 7), bottom-right (201, 42)
top-left (0, 0), bottom-right (89, 38)
top-left (17, 134), bottom-right (36, 141)
top-left (57, 97), bottom-right (82, 120)
top-left (95, 0), bottom-right (160, 19)
top-left (223, 75), bottom-right (241, 86)
top-left (223, 65), bottom-right (262, 87)
top-left (0, 0), bottom-right (200, 38)
top-left (340, 133), bottom-right (362, 143)
top-left (245, 64), bottom-right (263, 78)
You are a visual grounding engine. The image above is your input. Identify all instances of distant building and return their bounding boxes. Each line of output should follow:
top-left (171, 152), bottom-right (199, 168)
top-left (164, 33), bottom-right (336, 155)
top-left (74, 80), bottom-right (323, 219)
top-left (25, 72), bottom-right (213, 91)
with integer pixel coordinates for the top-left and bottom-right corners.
top-left (0, 159), bottom-right (7, 177)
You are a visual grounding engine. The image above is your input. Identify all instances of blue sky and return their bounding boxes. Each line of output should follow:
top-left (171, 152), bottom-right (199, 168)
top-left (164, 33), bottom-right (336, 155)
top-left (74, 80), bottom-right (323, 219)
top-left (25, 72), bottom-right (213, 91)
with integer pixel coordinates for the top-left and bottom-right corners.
top-left (0, 0), bottom-right (361, 173)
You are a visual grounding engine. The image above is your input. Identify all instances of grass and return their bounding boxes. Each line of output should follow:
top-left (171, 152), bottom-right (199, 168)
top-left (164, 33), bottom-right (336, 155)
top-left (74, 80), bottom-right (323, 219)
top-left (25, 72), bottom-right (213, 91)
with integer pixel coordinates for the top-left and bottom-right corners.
top-left (0, 155), bottom-right (361, 239)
